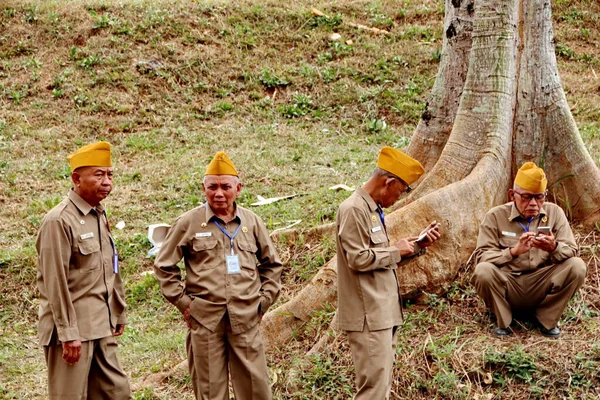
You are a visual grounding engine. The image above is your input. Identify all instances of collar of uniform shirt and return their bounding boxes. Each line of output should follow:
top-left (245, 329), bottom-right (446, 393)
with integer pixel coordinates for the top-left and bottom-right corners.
top-left (205, 203), bottom-right (241, 226)
top-left (508, 202), bottom-right (547, 222)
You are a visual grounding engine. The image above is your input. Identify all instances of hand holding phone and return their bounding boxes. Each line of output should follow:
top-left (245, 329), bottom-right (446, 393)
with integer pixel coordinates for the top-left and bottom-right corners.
top-left (532, 226), bottom-right (556, 252)
top-left (536, 226), bottom-right (551, 237)
top-left (416, 222), bottom-right (440, 243)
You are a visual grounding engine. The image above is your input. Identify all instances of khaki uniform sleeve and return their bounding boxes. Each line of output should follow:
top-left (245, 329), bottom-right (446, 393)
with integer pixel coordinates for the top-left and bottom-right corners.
top-left (549, 206), bottom-right (578, 263)
top-left (338, 205), bottom-right (401, 271)
top-left (397, 243), bottom-right (426, 266)
top-left (37, 218), bottom-right (80, 342)
top-left (474, 213), bottom-right (513, 266)
top-left (254, 218), bottom-right (283, 313)
top-left (154, 217), bottom-right (193, 314)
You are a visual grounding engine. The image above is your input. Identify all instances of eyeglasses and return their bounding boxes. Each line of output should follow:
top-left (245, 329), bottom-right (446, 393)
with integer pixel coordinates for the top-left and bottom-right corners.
top-left (395, 177), bottom-right (412, 193)
top-left (514, 191), bottom-right (546, 202)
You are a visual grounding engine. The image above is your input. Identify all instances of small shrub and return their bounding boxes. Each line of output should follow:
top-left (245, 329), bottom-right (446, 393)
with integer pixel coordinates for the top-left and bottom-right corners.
top-left (300, 354), bottom-right (354, 398)
top-left (89, 10), bottom-right (117, 29)
top-left (556, 43), bottom-right (575, 59)
top-left (308, 13), bottom-right (343, 29)
top-left (51, 88), bottom-right (64, 98)
top-left (78, 54), bottom-right (102, 70)
top-left (215, 100), bottom-right (233, 112)
top-left (321, 67), bottom-right (338, 83)
top-left (366, 118), bottom-right (388, 134)
top-left (24, 6), bottom-right (38, 24)
top-left (258, 69), bottom-right (289, 89)
top-left (484, 346), bottom-right (538, 384)
top-left (279, 93), bottom-right (314, 118)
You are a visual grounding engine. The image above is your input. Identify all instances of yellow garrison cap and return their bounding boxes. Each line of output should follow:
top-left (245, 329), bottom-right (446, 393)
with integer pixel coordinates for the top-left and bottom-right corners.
top-left (68, 141), bottom-right (112, 171)
top-left (205, 151), bottom-right (238, 176)
top-left (377, 146), bottom-right (424, 185)
top-left (515, 162), bottom-right (547, 192)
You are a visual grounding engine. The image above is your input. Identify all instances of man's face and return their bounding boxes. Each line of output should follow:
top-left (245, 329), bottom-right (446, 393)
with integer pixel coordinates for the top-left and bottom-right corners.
top-left (380, 177), bottom-right (409, 208)
top-left (509, 188), bottom-right (546, 218)
top-left (202, 175), bottom-right (241, 214)
top-left (73, 167), bottom-right (113, 207)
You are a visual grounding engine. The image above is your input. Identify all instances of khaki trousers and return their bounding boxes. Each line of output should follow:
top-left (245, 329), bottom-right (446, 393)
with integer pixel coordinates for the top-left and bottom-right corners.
top-left (472, 257), bottom-right (586, 329)
top-left (43, 334), bottom-right (130, 400)
top-left (187, 313), bottom-right (271, 400)
top-left (346, 324), bottom-right (399, 400)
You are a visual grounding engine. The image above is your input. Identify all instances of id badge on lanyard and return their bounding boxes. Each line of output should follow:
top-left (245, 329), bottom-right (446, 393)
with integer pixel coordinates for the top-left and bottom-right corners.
top-left (111, 238), bottom-right (119, 274)
top-left (226, 254), bottom-right (241, 274)
top-left (214, 220), bottom-right (242, 275)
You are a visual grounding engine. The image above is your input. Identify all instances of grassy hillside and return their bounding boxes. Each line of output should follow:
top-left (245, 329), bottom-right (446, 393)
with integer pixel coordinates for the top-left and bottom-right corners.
top-left (1, 0), bottom-right (599, 399)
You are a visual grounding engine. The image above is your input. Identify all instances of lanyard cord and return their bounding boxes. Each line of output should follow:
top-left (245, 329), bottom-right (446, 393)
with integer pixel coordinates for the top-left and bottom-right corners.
top-left (213, 220), bottom-right (242, 255)
top-left (517, 216), bottom-right (535, 232)
top-left (376, 205), bottom-right (385, 227)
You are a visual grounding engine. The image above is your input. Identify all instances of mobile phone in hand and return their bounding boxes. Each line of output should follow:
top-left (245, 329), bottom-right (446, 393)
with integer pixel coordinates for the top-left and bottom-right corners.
top-left (536, 226), bottom-right (551, 237)
top-left (416, 223), bottom-right (440, 243)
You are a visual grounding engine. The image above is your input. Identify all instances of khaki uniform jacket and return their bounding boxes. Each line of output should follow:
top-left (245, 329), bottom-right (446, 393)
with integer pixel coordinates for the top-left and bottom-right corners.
top-left (337, 188), bottom-right (421, 332)
top-left (36, 190), bottom-right (126, 345)
top-left (154, 203), bottom-right (283, 334)
top-left (474, 202), bottom-right (578, 273)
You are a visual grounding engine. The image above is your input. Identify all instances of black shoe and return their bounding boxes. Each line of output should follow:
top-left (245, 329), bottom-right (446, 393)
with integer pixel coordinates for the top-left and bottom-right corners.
top-left (493, 326), bottom-right (512, 337)
top-left (539, 325), bottom-right (560, 338)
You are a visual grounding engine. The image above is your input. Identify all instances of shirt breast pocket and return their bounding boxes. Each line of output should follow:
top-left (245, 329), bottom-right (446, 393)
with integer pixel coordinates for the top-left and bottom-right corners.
top-left (498, 236), bottom-right (518, 249)
top-left (75, 240), bottom-right (101, 273)
top-left (369, 231), bottom-right (388, 247)
top-left (237, 240), bottom-right (258, 275)
top-left (190, 237), bottom-right (220, 269)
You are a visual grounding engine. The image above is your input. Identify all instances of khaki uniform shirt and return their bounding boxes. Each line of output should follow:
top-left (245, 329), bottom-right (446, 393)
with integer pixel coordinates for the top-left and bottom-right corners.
top-left (154, 203), bottom-right (283, 334)
top-left (474, 202), bottom-right (578, 273)
top-left (337, 188), bottom-right (421, 332)
top-left (36, 190), bottom-right (126, 345)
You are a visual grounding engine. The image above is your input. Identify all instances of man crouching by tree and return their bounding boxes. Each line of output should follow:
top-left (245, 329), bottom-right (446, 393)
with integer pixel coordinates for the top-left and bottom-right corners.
top-left (472, 162), bottom-right (587, 338)
top-left (154, 151), bottom-right (283, 400)
top-left (336, 146), bottom-right (441, 400)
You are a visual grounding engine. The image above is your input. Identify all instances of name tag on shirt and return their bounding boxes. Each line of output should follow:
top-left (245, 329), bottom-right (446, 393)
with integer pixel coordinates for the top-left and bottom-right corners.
top-left (195, 232), bottom-right (212, 238)
top-left (371, 226), bottom-right (382, 233)
top-left (226, 254), bottom-right (241, 274)
top-left (80, 232), bottom-right (94, 240)
top-left (501, 231), bottom-right (517, 237)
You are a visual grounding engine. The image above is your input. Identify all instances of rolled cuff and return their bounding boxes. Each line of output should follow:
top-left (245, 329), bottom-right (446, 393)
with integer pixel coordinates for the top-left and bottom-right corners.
top-left (500, 248), bottom-right (514, 264)
top-left (388, 248), bottom-right (401, 265)
top-left (57, 326), bottom-right (80, 343)
top-left (259, 295), bottom-right (270, 314)
top-left (117, 313), bottom-right (127, 325)
top-left (175, 295), bottom-right (193, 314)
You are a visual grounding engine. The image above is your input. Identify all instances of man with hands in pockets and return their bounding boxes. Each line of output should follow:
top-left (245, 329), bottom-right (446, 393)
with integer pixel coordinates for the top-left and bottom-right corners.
top-left (154, 151), bottom-right (282, 400)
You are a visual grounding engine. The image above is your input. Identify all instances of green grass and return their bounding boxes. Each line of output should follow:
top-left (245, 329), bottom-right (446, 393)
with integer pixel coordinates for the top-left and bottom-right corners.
top-left (1, 0), bottom-right (600, 398)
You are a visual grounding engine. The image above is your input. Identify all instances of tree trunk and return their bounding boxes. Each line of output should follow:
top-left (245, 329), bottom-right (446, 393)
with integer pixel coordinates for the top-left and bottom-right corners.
top-left (261, 0), bottom-right (600, 350)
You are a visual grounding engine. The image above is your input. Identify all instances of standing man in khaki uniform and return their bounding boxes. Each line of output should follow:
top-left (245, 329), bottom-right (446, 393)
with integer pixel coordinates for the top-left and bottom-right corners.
top-left (337, 146), bottom-right (441, 400)
top-left (154, 151), bottom-right (282, 400)
top-left (472, 162), bottom-right (587, 338)
top-left (36, 141), bottom-right (131, 399)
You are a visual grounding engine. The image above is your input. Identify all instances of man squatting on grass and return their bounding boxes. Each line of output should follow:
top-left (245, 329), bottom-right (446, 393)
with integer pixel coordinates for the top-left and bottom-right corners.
top-left (36, 141), bottom-right (131, 399)
top-left (154, 151), bottom-right (283, 400)
top-left (472, 162), bottom-right (587, 338)
top-left (336, 146), bottom-right (441, 400)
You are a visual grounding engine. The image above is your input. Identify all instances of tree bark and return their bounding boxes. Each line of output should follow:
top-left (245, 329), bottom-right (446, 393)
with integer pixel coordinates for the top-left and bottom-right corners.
top-left (261, 0), bottom-right (600, 350)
